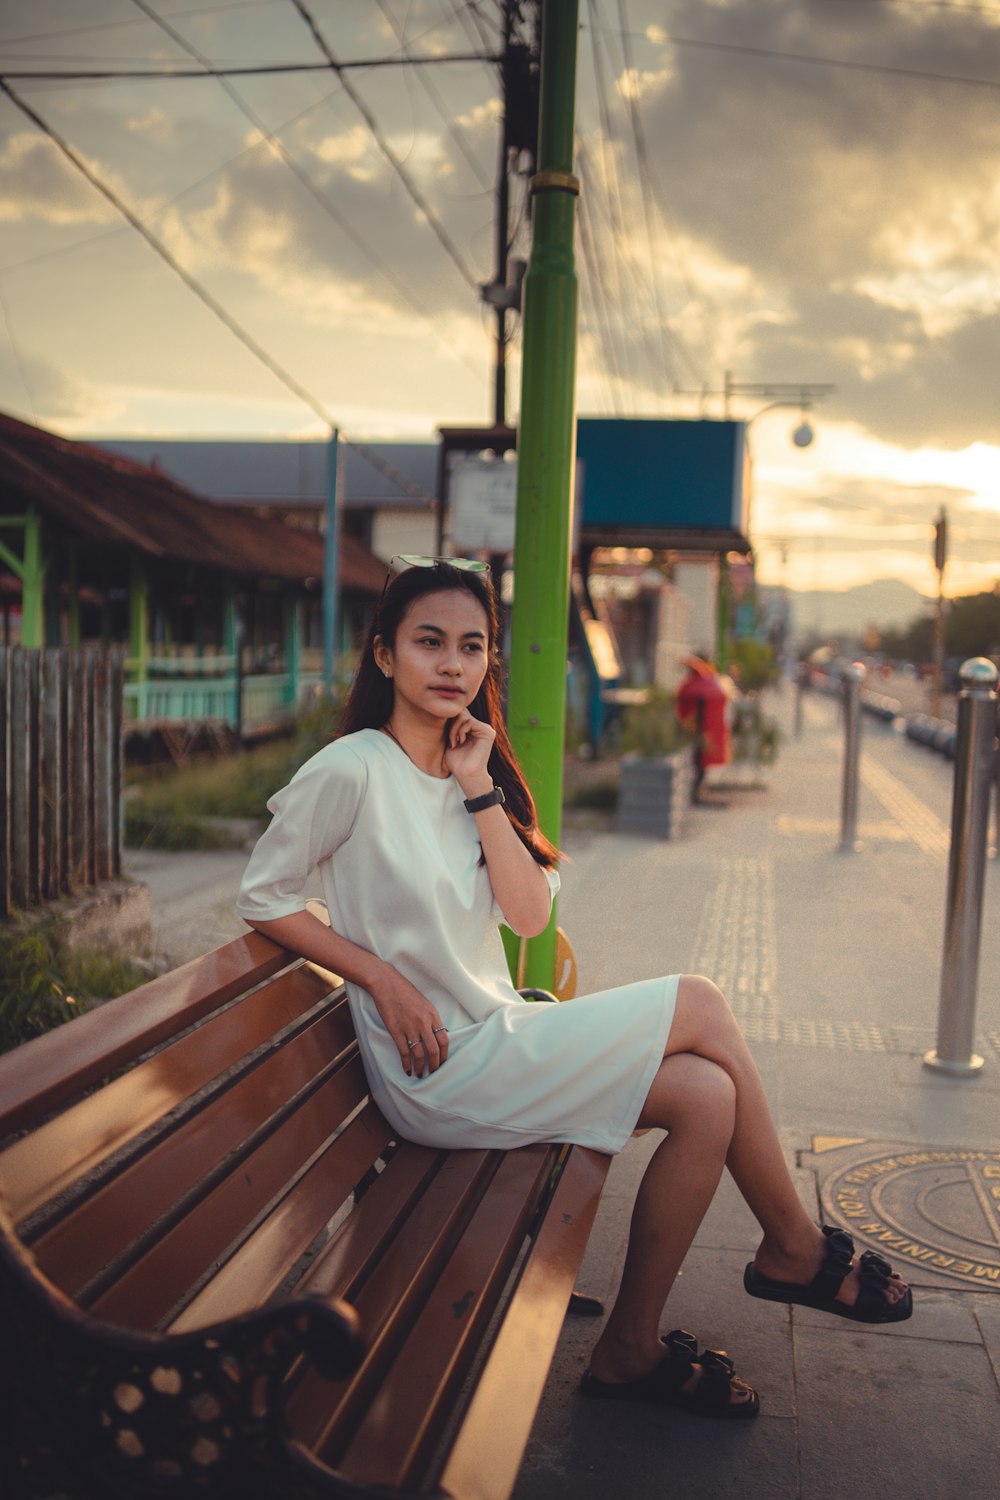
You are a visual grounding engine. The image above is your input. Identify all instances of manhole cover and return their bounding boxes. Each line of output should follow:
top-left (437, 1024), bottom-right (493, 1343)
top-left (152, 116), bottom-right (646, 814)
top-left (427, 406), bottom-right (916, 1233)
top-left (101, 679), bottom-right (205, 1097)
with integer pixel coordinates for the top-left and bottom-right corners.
top-left (804, 1137), bottom-right (1000, 1292)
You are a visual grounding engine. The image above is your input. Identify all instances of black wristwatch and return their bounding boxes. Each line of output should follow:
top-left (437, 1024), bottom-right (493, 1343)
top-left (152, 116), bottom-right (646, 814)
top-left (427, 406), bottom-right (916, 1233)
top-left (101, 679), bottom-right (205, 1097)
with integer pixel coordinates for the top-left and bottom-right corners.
top-left (463, 785), bottom-right (506, 814)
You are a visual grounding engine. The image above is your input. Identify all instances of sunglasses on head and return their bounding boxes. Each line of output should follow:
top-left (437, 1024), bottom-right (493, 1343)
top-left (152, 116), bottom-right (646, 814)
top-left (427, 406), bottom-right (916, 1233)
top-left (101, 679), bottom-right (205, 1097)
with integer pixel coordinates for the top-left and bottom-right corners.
top-left (379, 554), bottom-right (491, 601)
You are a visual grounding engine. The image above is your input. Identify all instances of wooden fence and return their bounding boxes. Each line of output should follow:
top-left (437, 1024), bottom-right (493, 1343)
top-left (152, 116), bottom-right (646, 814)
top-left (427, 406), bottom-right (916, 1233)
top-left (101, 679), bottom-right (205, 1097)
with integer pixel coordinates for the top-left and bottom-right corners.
top-left (0, 648), bottom-right (123, 918)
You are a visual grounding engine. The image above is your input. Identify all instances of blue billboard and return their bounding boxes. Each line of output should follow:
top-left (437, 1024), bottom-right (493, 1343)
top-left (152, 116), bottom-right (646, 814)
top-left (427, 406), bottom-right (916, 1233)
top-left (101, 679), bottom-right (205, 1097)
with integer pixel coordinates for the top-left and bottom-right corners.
top-left (576, 418), bottom-right (750, 551)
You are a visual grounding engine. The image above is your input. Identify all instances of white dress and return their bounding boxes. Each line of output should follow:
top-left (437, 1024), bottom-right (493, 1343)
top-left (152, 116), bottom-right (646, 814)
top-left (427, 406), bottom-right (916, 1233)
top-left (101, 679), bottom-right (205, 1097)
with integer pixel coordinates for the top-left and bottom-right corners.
top-left (236, 729), bottom-right (678, 1155)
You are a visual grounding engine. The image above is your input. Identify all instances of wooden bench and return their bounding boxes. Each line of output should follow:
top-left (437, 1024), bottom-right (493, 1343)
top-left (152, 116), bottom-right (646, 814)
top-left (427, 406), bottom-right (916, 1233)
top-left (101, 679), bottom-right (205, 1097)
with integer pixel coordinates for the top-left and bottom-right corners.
top-left (0, 916), bottom-right (612, 1500)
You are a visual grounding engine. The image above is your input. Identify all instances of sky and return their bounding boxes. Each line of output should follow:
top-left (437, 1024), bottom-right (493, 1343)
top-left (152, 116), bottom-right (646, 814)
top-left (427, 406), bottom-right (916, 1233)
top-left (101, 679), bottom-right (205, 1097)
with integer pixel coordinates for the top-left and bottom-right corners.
top-left (2, 0), bottom-right (1000, 606)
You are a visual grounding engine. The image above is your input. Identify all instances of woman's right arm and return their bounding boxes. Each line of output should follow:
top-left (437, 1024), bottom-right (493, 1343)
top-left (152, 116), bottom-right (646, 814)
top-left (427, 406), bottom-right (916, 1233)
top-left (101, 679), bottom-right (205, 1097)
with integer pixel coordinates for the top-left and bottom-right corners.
top-left (246, 909), bottom-right (449, 1076)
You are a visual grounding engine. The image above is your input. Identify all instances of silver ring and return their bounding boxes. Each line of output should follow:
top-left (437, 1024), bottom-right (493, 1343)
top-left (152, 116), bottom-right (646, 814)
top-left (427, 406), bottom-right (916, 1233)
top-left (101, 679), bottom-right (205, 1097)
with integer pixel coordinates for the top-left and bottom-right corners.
top-left (432, 1026), bottom-right (448, 1035)
top-left (405, 1038), bottom-right (417, 1048)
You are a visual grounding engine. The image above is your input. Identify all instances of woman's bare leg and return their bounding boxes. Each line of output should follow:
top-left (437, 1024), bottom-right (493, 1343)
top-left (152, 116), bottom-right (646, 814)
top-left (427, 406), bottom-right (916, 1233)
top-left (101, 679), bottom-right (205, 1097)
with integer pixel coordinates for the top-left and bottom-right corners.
top-left (588, 1052), bottom-right (736, 1384)
top-left (665, 975), bottom-right (909, 1308)
top-left (588, 974), bottom-right (908, 1397)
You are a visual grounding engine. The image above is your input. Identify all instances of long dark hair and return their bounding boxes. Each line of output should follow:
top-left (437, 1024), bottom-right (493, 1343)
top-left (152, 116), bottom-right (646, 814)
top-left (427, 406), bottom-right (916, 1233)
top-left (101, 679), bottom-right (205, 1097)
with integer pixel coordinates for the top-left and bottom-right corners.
top-left (339, 561), bottom-right (559, 868)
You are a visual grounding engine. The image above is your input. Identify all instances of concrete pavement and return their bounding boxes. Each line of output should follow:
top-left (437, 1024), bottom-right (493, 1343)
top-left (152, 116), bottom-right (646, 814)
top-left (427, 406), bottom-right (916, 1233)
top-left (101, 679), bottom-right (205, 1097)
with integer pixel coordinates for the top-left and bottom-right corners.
top-left (516, 687), bottom-right (1000, 1500)
top-left (131, 687), bottom-right (1000, 1498)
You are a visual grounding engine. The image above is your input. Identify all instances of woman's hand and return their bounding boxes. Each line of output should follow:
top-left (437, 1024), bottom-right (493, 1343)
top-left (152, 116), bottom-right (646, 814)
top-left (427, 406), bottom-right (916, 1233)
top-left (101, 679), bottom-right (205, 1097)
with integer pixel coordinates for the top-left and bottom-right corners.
top-left (444, 708), bottom-right (496, 793)
top-left (368, 962), bottom-right (450, 1077)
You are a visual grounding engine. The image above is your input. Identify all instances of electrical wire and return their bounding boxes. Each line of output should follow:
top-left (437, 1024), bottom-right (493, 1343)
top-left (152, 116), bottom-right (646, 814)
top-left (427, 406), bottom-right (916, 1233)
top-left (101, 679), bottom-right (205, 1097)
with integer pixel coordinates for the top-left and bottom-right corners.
top-left (0, 0), bottom-right (281, 48)
top-left (582, 5), bottom-right (641, 389)
top-left (288, 0), bottom-right (480, 290)
top-left (0, 76), bottom-right (339, 431)
top-left (126, 0), bottom-right (484, 383)
top-left (575, 179), bottom-right (622, 413)
top-left (374, 0), bottom-right (493, 190)
top-left (0, 54), bottom-right (495, 83)
top-left (0, 80), bottom-right (348, 276)
top-left (614, 0), bottom-right (705, 391)
top-left (575, 140), bottom-right (628, 413)
top-left (584, 20), bottom-right (1000, 93)
top-left (0, 70), bottom-right (452, 499)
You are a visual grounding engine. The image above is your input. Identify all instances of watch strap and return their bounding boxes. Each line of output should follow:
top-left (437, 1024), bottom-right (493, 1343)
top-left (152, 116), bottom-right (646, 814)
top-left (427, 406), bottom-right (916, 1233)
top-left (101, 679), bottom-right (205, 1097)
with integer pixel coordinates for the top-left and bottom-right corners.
top-left (463, 785), bottom-right (506, 814)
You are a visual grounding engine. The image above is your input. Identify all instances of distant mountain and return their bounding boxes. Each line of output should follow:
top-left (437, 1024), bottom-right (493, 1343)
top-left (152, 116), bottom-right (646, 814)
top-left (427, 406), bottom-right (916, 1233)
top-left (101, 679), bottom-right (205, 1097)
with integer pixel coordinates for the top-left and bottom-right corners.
top-left (761, 579), bottom-right (930, 639)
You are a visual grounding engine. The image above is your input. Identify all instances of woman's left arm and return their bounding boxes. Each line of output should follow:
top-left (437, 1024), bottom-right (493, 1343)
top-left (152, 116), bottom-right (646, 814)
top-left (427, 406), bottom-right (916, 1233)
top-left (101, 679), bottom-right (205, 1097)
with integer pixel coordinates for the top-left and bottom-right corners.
top-left (445, 711), bottom-right (553, 938)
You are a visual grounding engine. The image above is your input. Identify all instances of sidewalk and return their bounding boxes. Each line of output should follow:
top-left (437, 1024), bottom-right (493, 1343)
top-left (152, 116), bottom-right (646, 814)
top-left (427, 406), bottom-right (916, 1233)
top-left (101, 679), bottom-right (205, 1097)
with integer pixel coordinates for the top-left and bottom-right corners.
top-left (131, 692), bottom-right (1000, 1498)
top-left (515, 688), bottom-right (1000, 1500)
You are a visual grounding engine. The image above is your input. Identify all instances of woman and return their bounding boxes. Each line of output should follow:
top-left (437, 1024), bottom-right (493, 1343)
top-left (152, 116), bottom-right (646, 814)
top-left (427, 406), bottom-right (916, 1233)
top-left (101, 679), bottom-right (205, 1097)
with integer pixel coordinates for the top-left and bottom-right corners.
top-left (237, 558), bottom-right (911, 1421)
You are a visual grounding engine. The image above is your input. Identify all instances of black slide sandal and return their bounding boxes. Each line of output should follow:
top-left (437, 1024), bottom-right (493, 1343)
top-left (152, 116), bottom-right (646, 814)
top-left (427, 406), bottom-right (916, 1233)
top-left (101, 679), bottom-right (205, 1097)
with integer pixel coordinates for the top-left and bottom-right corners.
top-left (743, 1225), bottom-right (913, 1324)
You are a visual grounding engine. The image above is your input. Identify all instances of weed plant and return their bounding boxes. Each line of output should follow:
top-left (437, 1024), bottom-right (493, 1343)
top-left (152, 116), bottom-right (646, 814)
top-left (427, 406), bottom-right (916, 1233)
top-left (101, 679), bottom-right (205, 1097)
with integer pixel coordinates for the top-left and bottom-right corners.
top-left (618, 689), bottom-right (692, 758)
top-left (0, 922), bottom-right (150, 1053)
top-left (125, 697), bottom-right (343, 850)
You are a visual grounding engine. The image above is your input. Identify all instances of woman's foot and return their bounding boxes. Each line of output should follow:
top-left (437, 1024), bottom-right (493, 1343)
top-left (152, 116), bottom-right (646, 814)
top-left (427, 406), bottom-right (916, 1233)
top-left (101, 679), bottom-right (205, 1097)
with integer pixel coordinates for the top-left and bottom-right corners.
top-left (747, 1224), bottom-right (912, 1322)
top-left (584, 1329), bottom-right (758, 1414)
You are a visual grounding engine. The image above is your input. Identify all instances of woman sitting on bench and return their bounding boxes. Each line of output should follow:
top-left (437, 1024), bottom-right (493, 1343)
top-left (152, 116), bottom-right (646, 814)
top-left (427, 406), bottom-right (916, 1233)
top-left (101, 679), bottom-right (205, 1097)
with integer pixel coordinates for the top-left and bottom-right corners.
top-left (237, 558), bottom-right (912, 1422)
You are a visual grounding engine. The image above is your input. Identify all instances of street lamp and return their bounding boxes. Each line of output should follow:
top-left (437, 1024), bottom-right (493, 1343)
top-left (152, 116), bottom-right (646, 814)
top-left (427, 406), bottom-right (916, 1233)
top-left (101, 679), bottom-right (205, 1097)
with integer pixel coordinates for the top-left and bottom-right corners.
top-left (723, 373), bottom-right (835, 447)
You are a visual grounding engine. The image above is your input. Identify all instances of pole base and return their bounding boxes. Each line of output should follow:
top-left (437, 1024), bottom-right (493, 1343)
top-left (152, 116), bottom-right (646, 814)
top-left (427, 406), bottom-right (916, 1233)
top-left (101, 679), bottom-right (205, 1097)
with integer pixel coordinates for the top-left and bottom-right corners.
top-left (922, 1049), bottom-right (985, 1077)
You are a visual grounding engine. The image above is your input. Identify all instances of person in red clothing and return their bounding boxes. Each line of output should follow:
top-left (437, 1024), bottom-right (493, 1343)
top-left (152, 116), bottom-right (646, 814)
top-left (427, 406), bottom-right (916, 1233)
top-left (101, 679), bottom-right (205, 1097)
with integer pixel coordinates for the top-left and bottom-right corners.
top-left (676, 655), bottom-right (731, 803)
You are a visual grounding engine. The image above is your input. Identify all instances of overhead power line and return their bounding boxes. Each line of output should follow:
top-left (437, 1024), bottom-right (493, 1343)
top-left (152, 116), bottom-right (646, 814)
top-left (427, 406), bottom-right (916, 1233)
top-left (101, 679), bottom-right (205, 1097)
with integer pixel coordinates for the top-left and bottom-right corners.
top-left (614, 0), bottom-right (705, 390)
top-left (288, 0), bottom-right (480, 290)
top-left (374, 0), bottom-right (493, 191)
top-left (0, 83), bottom-right (439, 505)
top-left (0, 76), bottom-right (337, 430)
top-left (0, 53), bottom-right (496, 83)
top-left (126, 0), bottom-right (483, 384)
top-left (585, 22), bottom-right (1000, 92)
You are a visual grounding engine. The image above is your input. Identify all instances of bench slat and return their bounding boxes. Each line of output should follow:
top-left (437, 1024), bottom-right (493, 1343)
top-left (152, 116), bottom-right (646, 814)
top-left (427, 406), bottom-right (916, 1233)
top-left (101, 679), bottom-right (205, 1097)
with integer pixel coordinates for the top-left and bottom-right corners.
top-left (87, 1052), bottom-right (371, 1328)
top-left (438, 1145), bottom-right (612, 1500)
top-left (0, 931), bottom-right (290, 1134)
top-left (334, 1145), bottom-right (559, 1488)
top-left (285, 1147), bottom-right (498, 1452)
top-left (29, 1003), bottom-right (361, 1299)
top-left (168, 1101), bottom-right (396, 1332)
top-left (290, 1138), bottom-right (444, 1302)
top-left (1, 965), bottom-right (344, 1224)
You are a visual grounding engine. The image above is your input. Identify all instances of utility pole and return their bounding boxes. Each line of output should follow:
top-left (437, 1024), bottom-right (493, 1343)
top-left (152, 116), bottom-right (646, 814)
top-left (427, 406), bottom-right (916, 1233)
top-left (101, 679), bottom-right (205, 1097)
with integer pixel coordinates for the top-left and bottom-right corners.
top-left (493, 2), bottom-right (513, 427)
top-left (931, 506), bottom-right (948, 719)
top-left (483, 2), bottom-right (537, 426)
top-left (506, 0), bottom-right (580, 990)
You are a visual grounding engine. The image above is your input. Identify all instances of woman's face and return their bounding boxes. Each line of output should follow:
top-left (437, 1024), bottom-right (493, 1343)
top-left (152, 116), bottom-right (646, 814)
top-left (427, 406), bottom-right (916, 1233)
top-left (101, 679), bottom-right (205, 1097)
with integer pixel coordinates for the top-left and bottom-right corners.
top-left (375, 588), bottom-right (491, 723)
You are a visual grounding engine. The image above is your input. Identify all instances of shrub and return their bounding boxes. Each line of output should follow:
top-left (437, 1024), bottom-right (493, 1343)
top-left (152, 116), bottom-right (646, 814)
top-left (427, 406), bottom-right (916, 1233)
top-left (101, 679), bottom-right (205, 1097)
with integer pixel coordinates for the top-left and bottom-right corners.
top-left (124, 697), bottom-right (344, 849)
top-left (618, 689), bottom-right (692, 757)
top-left (0, 922), bottom-right (150, 1054)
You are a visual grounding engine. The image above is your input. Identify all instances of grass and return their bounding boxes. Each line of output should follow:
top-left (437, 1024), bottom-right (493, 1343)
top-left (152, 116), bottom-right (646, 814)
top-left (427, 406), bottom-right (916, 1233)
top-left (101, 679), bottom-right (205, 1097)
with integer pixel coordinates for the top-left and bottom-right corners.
top-left (125, 698), bottom-right (341, 850)
top-left (0, 921), bottom-right (151, 1054)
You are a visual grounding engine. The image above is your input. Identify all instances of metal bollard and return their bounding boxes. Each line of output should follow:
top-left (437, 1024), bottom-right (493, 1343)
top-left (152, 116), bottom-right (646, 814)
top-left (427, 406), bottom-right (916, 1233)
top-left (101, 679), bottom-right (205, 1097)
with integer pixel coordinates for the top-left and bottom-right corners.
top-left (924, 657), bottom-right (999, 1077)
top-left (795, 661), bottom-right (809, 738)
top-left (992, 695), bottom-right (1000, 860)
top-left (838, 662), bottom-right (865, 852)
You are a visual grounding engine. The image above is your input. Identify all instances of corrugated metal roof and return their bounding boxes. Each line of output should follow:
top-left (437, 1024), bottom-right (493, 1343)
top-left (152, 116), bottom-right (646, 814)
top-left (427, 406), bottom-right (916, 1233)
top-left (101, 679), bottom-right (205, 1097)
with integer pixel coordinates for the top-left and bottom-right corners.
top-left (0, 413), bottom-right (386, 593)
top-left (102, 438), bottom-right (439, 510)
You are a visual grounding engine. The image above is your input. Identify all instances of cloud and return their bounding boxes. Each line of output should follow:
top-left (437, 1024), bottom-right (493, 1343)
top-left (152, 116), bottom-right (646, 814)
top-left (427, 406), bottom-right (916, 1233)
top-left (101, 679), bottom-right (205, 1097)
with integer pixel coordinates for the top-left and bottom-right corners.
top-left (0, 341), bottom-right (103, 423)
top-left (579, 0), bottom-right (1000, 447)
top-left (0, 132), bottom-right (117, 225)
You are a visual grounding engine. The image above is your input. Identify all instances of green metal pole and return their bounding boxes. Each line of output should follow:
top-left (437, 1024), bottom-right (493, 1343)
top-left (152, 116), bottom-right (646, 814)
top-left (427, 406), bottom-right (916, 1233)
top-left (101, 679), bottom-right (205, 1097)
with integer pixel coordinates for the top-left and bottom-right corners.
top-left (506, 0), bottom-right (580, 990)
top-left (67, 543), bottom-right (81, 649)
top-left (129, 554), bottom-right (148, 681)
top-left (21, 509), bottom-right (43, 648)
top-left (323, 429), bottom-right (340, 696)
top-left (284, 590), bottom-right (302, 709)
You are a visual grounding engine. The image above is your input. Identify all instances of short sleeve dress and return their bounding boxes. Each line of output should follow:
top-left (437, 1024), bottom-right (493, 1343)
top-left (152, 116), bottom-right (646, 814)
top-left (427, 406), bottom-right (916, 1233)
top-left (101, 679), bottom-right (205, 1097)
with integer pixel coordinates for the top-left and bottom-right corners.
top-left (236, 728), bottom-right (678, 1155)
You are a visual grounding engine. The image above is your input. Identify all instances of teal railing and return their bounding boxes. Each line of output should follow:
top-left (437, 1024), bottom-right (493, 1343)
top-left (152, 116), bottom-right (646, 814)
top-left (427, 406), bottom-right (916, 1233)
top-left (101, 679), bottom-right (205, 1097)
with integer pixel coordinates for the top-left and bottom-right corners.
top-left (123, 672), bottom-right (321, 734)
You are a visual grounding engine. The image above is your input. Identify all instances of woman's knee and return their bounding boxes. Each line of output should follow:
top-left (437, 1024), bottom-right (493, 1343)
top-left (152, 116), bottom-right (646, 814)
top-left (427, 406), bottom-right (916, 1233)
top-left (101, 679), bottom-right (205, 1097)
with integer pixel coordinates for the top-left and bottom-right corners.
top-left (667, 973), bottom-right (740, 1057)
top-left (639, 1051), bottom-right (736, 1136)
